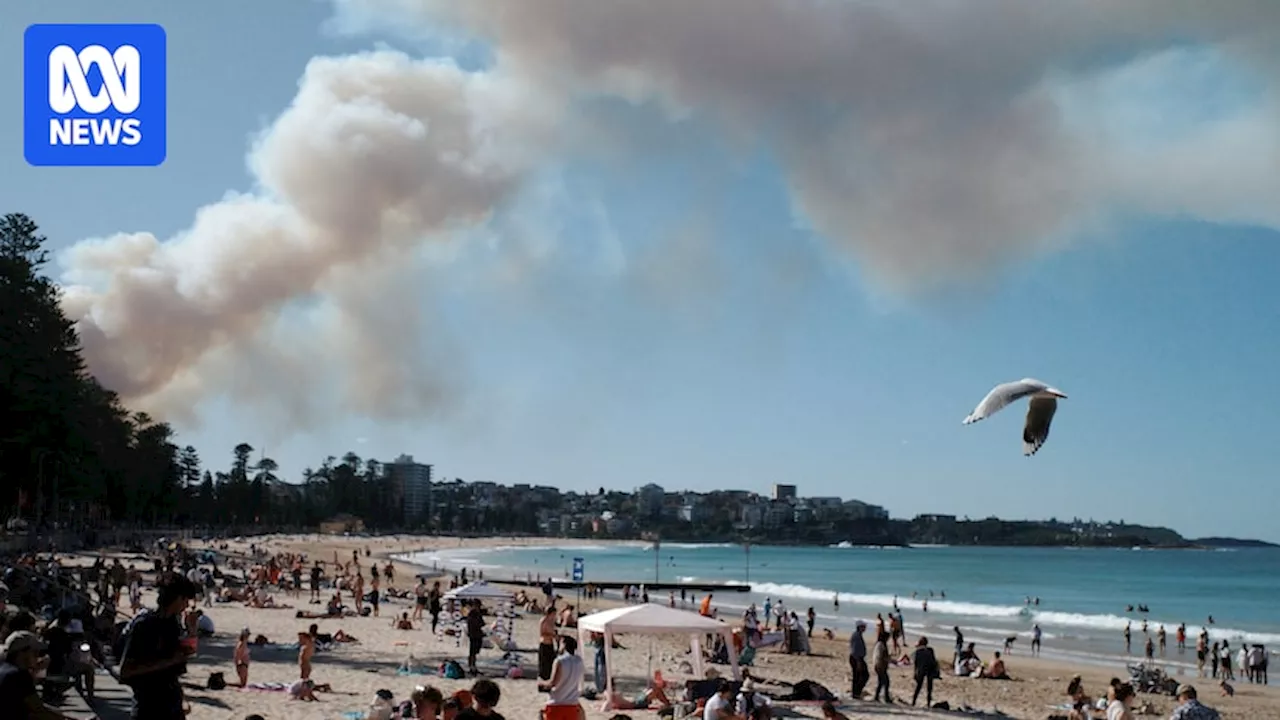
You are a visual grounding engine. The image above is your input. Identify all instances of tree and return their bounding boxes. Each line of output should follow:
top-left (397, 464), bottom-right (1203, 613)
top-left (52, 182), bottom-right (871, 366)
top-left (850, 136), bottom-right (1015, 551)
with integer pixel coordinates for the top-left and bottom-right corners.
top-left (0, 213), bottom-right (184, 526)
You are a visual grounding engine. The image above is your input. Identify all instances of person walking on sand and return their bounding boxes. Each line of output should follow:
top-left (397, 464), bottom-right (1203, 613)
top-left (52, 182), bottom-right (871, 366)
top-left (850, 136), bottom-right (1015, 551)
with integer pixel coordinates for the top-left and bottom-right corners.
top-left (849, 621), bottom-right (869, 698)
top-left (429, 582), bottom-right (443, 634)
top-left (872, 631), bottom-right (893, 703)
top-left (353, 572), bottom-right (365, 615)
top-left (413, 578), bottom-right (428, 622)
top-left (911, 636), bottom-right (940, 707)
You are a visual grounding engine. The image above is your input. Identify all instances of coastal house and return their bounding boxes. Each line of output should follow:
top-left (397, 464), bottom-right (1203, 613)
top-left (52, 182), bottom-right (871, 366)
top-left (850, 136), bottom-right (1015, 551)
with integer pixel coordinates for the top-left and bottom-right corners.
top-left (319, 513), bottom-right (365, 534)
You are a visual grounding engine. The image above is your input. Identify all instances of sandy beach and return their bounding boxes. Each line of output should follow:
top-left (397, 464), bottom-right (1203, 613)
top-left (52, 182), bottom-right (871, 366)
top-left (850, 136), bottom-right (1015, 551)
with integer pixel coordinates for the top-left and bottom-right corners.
top-left (92, 534), bottom-right (1277, 720)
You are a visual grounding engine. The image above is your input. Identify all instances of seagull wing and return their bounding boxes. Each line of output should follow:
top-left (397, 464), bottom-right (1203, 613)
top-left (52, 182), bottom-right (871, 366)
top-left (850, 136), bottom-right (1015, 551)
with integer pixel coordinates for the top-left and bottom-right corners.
top-left (1022, 393), bottom-right (1058, 456)
top-left (963, 379), bottom-right (1046, 424)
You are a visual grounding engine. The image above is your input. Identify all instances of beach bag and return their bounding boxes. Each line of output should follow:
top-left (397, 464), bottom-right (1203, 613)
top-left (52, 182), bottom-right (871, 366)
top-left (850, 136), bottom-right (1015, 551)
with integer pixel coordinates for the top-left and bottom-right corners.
top-left (206, 672), bottom-right (226, 690)
top-left (441, 660), bottom-right (465, 679)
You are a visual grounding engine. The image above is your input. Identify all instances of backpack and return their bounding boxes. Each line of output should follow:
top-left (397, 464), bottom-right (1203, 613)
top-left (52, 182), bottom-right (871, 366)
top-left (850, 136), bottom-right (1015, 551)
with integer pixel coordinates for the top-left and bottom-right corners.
top-left (114, 610), bottom-right (154, 683)
top-left (112, 610), bottom-right (149, 661)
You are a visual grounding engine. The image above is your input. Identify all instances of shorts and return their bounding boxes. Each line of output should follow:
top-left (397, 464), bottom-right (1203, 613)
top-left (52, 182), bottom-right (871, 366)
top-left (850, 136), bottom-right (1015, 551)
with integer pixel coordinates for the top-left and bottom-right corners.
top-left (469, 636), bottom-right (483, 658)
top-left (416, 596), bottom-right (428, 606)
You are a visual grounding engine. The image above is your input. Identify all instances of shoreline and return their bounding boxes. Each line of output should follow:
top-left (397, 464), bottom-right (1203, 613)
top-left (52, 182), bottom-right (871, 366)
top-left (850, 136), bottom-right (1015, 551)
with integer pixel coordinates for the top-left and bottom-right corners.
top-left (152, 532), bottom-right (1279, 720)
top-left (405, 538), bottom-right (1280, 666)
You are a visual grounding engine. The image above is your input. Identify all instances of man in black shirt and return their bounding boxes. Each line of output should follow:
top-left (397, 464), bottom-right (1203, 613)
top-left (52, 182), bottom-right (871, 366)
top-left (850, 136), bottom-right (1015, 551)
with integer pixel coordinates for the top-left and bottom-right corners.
top-left (465, 603), bottom-right (485, 676)
top-left (119, 575), bottom-right (198, 719)
top-left (0, 631), bottom-right (79, 720)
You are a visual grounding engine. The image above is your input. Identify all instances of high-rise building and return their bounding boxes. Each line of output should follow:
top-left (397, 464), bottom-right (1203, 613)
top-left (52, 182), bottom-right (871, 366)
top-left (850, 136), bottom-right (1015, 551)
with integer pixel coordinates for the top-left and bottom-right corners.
top-left (772, 483), bottom-right (798, 501)
top-left (385, 454), bottom-right (433, 526)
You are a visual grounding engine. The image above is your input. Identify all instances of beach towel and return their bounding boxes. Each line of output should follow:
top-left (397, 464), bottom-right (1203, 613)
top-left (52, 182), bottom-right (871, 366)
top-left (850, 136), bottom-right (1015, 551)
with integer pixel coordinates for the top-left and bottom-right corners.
top-left (241, 682), bottom-right (291, 692)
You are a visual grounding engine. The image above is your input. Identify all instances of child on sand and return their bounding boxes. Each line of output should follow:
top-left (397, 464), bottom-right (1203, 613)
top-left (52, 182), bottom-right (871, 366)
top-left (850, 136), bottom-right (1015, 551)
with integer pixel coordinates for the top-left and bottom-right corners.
top-left (299, 631), bottom-right (315, 680)
top-left (234, 628), bottom-right (251, 687)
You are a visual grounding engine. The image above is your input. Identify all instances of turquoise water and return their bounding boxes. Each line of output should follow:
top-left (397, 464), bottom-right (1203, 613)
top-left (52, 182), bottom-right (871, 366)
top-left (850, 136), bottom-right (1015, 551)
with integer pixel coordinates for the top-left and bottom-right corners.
top-left (408, 542), bottom-right (1279, 668)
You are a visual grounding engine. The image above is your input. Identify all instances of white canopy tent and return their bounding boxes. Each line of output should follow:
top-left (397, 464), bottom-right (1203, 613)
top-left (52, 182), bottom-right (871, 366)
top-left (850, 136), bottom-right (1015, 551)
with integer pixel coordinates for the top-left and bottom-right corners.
top-left (443, 580), bottom-right (513, 601)
top-left (443, 581), bottom-right (518, 664)
top-left (577, 603), bottom-right (740, 700)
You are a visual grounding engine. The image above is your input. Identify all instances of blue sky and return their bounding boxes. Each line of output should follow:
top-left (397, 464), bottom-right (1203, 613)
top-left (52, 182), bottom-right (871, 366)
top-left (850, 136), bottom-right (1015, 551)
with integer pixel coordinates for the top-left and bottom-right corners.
top-left (5, 1), bottom-right (1279, 541)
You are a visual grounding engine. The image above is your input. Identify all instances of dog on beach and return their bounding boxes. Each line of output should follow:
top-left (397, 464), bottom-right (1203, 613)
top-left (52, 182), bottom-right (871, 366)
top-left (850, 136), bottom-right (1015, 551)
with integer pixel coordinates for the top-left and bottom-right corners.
top-left (1003, 636), bottom-right (1017, 653)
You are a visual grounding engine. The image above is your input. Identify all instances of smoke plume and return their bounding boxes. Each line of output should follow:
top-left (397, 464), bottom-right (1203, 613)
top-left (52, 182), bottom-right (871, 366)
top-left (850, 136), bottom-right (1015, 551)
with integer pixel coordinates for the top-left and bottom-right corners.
top-left (60, 0), bottom-right (1280, 423)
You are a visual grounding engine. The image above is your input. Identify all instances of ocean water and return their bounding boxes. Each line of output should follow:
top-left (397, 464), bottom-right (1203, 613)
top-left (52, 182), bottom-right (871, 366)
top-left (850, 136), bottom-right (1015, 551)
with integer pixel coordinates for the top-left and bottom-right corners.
top-left (405, 542), bottom-right (1280, 670)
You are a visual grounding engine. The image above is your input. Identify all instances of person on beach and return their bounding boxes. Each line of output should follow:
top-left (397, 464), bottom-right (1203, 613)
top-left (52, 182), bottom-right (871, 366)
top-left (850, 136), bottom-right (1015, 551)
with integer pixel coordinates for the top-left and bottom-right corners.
top-left (981, 651), bottom-right (1009, 680)
top-left (1106, 682), bottom-right (1135, 720)
top-left (1246, 644), bottom-right (1267, 684)
top-left (408, 685), bottom-right (444, 720)
top-left (589, 632), bottom-right (607, 693)
top-left (910, 636), bottom-right (940, 707)
top-left (848, 621), bottom-right (869, 698)
top-left (233, 628), bottom-right (251, 688)
top-left (466, 603), bottom-right (486, 676)
top-left (429, 582), bottom-right (443, 633)
top-left (872, 631), bottom-right (893, 703)
top-left (1123, 623), bottom-right (1131, 653)
top-left (298, 630), bottom-right (315, 680)
top-left (1196, 633), bottom-right (1207, 676)
top-left (702, 679), bottom-right (741, 720)
top-left (0, 631), bottom-right (81, 720)
top-left (538, 635), bottom-right (584, 719)
top-left (1158, 625), bottom-right (1167, 655)
top-left (1032, 624), bottom-right (1043, 656)
top-left (736, 678), bottom-right (773, 719)
top-left (354, 572), bottom-right (365, 615)
top-left (1169, 684), bottom-right (1220, 720)
top-left (806, 607), bottom-right (816, 638)
top-left (1218, 641), bottom-right (1233, 680)
top-left (457, 679), bottom-right (505, 720)
top-left (310, 562), bottom-right (323, 602)
top-left (953, 626), bottom-right (964, 666)
top-left (1177, 624), bottom-right (1187, 652)
top-left (538, 606), bottom-right (559, 681)
top-left (1209, 641), bottom-right (1220, 678)
top-left (119, 574), bottom-right (199, 720)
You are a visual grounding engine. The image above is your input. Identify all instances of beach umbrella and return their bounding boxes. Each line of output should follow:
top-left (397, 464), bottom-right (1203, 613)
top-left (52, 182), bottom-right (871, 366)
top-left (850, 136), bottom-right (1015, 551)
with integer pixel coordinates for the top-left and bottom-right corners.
top-left (962, 378), bottom-right (1068, 456)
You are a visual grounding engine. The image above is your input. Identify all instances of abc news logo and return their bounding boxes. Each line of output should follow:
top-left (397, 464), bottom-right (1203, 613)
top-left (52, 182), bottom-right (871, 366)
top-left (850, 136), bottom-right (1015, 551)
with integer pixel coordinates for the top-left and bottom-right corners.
top-left (24, 24), bottom-right (167, 167)
top-left (48, 44), bottom-right (144, 147)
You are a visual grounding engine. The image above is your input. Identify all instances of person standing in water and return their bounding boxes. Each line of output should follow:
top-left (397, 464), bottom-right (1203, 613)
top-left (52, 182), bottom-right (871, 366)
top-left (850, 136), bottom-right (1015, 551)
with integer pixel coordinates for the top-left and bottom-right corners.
top-left (1031, 624), bottom-right (1042, 656)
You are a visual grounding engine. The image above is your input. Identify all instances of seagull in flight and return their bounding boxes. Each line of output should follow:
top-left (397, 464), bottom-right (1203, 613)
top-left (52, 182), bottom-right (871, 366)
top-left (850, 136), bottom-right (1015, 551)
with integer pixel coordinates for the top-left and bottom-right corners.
top-left (963, 378), bottom-right (1068, 456)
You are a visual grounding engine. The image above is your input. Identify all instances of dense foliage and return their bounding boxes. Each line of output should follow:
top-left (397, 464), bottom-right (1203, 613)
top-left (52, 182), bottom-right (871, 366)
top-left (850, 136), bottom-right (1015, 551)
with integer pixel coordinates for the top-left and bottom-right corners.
top-left (0, 213), bottom-right (182, 526)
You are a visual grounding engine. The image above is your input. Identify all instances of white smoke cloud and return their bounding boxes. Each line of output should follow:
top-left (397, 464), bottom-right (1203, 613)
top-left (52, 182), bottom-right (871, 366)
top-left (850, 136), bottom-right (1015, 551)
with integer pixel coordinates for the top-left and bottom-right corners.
top-left (60, 0), bottom-right (1280, 424)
